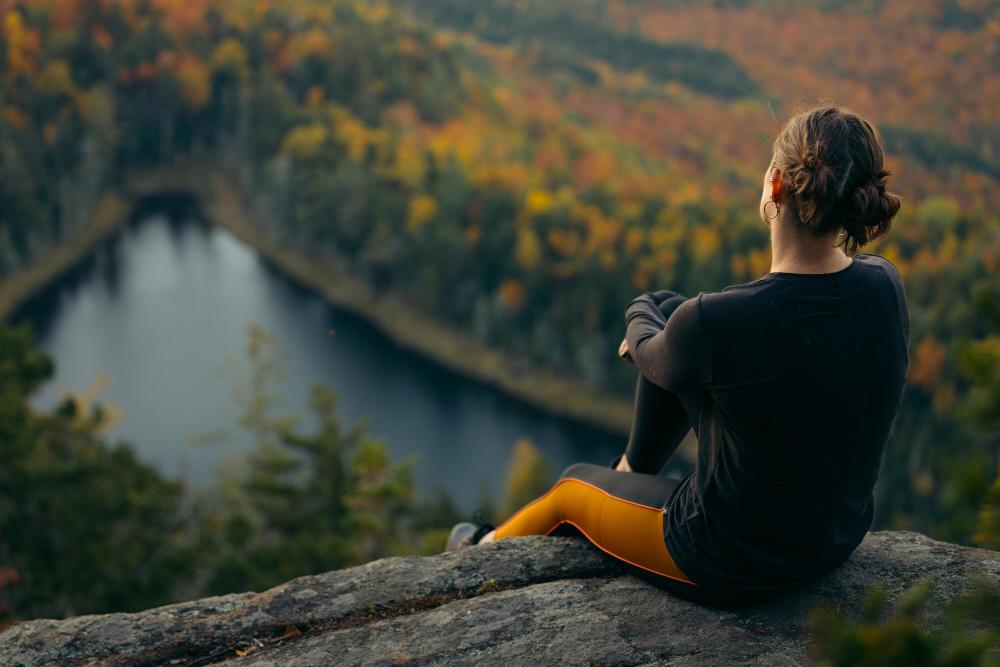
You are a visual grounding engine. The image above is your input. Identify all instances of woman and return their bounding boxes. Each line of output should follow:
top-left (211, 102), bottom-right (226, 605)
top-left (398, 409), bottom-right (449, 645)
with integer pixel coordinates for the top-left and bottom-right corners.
top-left (448, 106), bottom-right (909, 606)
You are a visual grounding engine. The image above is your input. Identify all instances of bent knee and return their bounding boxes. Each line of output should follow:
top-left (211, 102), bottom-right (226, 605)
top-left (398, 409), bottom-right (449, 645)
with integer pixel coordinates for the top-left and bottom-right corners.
top-left (559, 462), bottom-right (594, 481)
top-left (558, 462), bottom-right (613, 485)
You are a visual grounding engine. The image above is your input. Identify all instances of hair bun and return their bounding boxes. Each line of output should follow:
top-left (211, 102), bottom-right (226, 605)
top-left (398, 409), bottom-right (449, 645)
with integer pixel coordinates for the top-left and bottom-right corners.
top-left (845, 173), bottom-right (900, 242)
top-left (772, 106), bottom-right (901, 252)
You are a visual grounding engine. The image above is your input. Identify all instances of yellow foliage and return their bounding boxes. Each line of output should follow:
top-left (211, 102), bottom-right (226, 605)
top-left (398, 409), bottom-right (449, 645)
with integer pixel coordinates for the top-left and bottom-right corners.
top-left (670, 181), bottom-right (703, 207)
top-left (654, 248), bottom-right (678, 273)
top-left (3, 10), bottom-right (23, 39)
top-left (649, 221), bottom-right (682, 250)
top-left (618, 200), bottom-right (643, 222)
top-left (690, 226), bottom-right (721, 264)
top-left (39, 60), bottom-right (75, 96)
top-left (290, 27), bottom-right (331, 64)
top-left (427, 117), bottom-right (484, 167)
top-left (579, 205), bottom-right (621, 254)
top-left (210, 37), bottom-right (249, 81)
top-left (174, 56), bottom-right (210, 110)
top-left (524, 188), bottom-right (556, 216)
top-left (500, 439), bottom-right (554, 518)
top-left (624, 228), bottom-right (645, 255)
top-left (330, 105), bottom-right (370, 162)
top-left (281, 123), bottom-right (328, 161)
top-left (547, 229), bottom-right (581, 257)
top-left (748, 247), bottom-right (771, 279)
top-left (391, 136), bottom-right (426, 188)
top-left (470, 162), bottom-right (529, 191)
top-left (305, 85), bottom-right (324, 108)
top-left (3, 10), bottom-right (28, 75)
top-left (354, 2), bottom-right (391, 24)
top-left (406, 194), bottom-right (438, 234)
top-left (514, 228), bottom-right (541, 270)
top-left (599, 249), bottom-right (617, 271)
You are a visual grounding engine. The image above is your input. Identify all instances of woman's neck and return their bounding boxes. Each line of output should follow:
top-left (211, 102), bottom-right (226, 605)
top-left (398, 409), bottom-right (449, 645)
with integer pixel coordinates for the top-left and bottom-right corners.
top-left (769, 219), bottom-right (853, 274)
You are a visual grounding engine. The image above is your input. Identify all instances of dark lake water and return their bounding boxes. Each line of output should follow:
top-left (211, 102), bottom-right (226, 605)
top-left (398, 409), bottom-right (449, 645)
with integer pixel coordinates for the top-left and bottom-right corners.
top-left (13, 201), bottom-right (665, 510)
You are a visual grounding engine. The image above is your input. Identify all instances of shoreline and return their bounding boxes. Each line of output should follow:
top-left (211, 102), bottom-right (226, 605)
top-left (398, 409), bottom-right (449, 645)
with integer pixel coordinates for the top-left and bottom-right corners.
top-left (200, 172), bottom-right (640, 438)
top-left (0, 192), bottom-right (132, 323)
top-left (3, 164), bottom-right (680, 446)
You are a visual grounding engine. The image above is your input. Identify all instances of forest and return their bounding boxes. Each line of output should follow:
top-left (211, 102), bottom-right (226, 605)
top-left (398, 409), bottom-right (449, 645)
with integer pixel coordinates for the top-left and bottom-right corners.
top-left (0, 0), bottom-right (997, 623)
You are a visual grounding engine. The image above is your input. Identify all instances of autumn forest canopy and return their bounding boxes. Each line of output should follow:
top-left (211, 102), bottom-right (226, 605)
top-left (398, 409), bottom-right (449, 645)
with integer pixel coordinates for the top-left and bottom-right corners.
top-left (0, 0), bottom-right (998, 622)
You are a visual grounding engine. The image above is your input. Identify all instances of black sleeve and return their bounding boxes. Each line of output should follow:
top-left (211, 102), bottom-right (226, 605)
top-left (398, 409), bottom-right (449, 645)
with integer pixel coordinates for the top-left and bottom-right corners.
top-left (862, 253), bottom-right (911, 351)
top-left (881, 258), bottom-right (910, 348)
top-left (625, 293), bottom-right (712, 391)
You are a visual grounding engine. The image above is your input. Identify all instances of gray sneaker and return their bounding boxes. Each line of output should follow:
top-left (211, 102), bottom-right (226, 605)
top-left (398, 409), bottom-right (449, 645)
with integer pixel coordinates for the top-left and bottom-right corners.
top-left (446, 522), bottom-right (478, 552)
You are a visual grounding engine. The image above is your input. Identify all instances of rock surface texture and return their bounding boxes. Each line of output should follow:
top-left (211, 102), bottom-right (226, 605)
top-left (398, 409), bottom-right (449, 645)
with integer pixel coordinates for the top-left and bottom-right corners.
top-left (0, 531), bottom-right (997, 666)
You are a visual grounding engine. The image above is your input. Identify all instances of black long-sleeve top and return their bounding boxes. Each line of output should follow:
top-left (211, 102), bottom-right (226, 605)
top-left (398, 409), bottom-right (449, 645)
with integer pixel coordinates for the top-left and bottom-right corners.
top-left (624, 253), bottom-right (909, 601)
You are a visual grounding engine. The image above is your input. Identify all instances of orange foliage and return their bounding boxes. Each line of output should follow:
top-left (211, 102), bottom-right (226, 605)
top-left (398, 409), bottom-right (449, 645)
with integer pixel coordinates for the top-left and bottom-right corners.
top-left (909, 337), bottom-right (948, 394)
top-left (497, 279), bottom-right (526, 310)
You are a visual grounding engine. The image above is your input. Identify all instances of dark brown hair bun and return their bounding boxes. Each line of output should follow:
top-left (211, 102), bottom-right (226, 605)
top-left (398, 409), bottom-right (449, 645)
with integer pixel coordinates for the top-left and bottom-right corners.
top-left (773, 106), bottom-right (901, 253)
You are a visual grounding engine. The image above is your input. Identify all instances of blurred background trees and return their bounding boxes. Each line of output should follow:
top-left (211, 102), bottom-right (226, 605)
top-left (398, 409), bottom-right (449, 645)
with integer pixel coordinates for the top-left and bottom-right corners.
top-left (0, 0), bottom-right (997, 621)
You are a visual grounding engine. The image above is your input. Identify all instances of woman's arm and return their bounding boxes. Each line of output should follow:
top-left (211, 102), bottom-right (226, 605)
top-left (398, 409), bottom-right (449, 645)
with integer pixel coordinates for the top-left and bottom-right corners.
top-left (624, 294), bottom-right (711, 391)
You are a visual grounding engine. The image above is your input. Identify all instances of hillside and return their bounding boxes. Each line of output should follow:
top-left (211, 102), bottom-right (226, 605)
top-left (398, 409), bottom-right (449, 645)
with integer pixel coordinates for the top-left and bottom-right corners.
top-left (0, 0), bottom-right (997, 550)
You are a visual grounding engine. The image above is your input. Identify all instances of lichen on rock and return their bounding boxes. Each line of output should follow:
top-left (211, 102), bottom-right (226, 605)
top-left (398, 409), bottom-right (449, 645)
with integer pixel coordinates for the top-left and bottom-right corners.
top-left (0, 531), bottom-right (996, 666)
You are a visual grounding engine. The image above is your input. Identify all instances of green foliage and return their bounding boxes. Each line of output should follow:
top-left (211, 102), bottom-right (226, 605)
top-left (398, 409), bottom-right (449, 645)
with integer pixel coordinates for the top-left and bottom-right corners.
top-left (955, 285), bottom-right (1000, 550)
top-left (882, 125), bottom-right (1000, 181)
top-left (975, 477), bottom-right (1000, 550)
top-left (958, 286), bottom-right (1000, 433)
top-left (809, 578), bottom-right (1000, 667)
top-left (390, 0), bottom-right (760, 98)
top-left (1, 0), bottom-right (999, 551)
top-left (0, 324), bottom-right (457, 620)
top-left (0, 325), bottom-right (193, 620)
top-left (194, 324), bottom-right (429, 594)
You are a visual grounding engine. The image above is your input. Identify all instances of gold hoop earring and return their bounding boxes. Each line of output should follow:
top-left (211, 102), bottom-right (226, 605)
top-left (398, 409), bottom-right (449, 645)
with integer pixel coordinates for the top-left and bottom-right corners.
top-left (763, 200), bottom-right (779, 220)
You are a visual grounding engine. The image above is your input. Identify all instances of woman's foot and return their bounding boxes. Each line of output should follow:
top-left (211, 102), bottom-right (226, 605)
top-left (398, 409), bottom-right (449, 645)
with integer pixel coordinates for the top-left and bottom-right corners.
top-left (445, 522), bottom-right (495, 551)
top-left (445, 522), bottom-right (477, 551)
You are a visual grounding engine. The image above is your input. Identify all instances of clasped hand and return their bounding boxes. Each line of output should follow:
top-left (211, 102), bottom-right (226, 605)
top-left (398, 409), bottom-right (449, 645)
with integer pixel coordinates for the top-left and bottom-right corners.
top-left (618, 336), bottom-right (633, 363)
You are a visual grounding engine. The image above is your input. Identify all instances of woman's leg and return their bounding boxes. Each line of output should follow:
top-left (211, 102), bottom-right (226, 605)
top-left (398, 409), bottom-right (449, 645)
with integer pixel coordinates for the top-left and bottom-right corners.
top-left (622, 292), bottom-right (692, 475)
top-left (623, 374), bottom-right (690, 474)
top-left (489, 462), bottom-right (695, 586)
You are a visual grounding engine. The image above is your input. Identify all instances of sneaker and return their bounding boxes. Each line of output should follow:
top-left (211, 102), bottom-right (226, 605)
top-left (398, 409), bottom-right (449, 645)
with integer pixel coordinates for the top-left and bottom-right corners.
top-left (446, 522), bottom-right (478, 552)
top-left (445, 522), bottom-right (496, 552)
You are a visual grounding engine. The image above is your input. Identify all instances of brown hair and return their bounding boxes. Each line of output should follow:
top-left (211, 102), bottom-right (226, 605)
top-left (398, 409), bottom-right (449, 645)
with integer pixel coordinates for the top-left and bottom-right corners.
top-left (772, 106), bottom-right (901, 253)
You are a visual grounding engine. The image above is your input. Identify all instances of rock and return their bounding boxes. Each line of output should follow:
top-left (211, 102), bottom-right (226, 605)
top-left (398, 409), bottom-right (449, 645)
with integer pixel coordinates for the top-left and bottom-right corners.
top-left (0, 531), bottom-right (996, 666)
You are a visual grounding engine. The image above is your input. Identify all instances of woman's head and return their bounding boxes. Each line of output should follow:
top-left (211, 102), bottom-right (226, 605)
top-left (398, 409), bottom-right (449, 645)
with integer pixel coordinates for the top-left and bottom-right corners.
top-left (762, 106), bottom-right (901, 253)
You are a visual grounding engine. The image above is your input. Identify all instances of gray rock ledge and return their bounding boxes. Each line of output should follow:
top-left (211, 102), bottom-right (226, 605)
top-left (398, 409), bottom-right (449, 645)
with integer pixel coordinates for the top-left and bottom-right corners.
top-left (0, 531), bottom-right (996, 666)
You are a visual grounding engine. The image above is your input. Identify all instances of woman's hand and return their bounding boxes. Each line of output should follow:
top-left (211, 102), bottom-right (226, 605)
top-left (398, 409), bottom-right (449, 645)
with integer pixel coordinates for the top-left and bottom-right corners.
top-left (618, 336), bottom-right (633, 363)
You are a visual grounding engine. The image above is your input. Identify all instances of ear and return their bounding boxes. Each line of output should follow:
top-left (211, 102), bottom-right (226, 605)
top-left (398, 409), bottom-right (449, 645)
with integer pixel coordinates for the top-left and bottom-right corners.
top-left (770, 168), bottom-right (784, 203)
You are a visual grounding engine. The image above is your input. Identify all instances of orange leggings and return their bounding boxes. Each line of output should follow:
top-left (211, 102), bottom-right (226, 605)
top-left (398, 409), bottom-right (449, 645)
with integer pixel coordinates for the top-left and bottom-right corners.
top-left (494, 463), bottom-right (696, 585)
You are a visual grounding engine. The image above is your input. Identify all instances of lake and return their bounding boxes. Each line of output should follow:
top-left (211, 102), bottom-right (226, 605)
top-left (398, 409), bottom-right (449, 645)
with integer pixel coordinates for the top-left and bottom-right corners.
top-left (13, 199), bottom-right (687, 510)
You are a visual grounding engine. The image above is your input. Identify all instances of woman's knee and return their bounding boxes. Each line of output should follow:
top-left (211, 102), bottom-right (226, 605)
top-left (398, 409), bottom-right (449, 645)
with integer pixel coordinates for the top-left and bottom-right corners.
top-left (558, 462), bottom-right (591, 481)
top-left (657, 295), bottom-right (687, 318)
